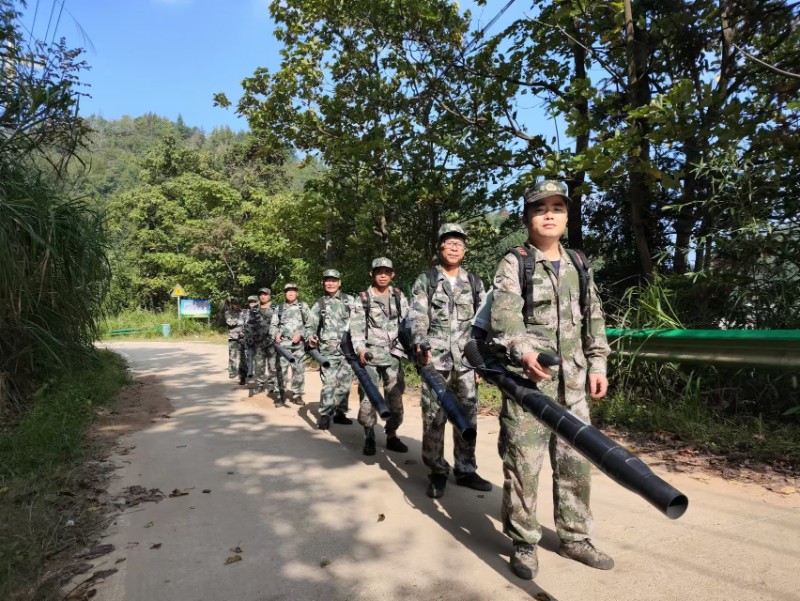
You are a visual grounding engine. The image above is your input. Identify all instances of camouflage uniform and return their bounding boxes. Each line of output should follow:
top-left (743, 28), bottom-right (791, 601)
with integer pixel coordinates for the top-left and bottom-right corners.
top-left (254, 303), bottom-right (278, 393)
top-left (225, 308), bottom-right (247, 378)
top-left (410, 265), bottom-right (485, 476)
top-left (491, 242), bottom-right (610, 546)
top-left (350, 283), bottom-right (410, 436)
top-left (305, 290), bottom-right (356, 417)
top-left (269, 298), bottom-right (311, 398)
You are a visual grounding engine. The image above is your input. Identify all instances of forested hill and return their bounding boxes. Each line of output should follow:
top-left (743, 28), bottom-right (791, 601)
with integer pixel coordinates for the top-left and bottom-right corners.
top-left (78, 114), bottom-right (327, 312)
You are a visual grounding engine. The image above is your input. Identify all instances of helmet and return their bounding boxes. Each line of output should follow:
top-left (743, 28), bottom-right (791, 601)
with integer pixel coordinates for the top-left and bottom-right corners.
top-left (523, 180), bottom-right (570, 206)
top-left (371, 257), bottom-right (393, 271)
top-left (437, 223), bottom-right (467, 242)
top-left (322, 269), bottom-right (341, 279)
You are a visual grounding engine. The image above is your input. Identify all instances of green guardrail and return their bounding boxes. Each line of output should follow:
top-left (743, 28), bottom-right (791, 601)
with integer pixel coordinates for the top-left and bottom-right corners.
top-left (607, 329), bottom-right (800, 370)
top-left (110, 324), bottom-right (172, 337)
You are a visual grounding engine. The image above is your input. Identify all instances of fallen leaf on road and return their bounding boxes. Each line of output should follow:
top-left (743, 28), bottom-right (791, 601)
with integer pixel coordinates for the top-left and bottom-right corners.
top-left (477, 494), bottom-right (485, 498)
top-left (144, 521), bottom-right (154, 528)
top-left (230, 546), bottom-right (243, 553)
top-left (202, 489), bottom-right (211, 494)
top-left (168, 488), bottom-right (190, 497)
top-left (320, 559), bottom-right (331, 568)
top-left (225, 554), bottom-right (242, 565)
top-left (125, 542), bottom-right (139, 549)
top-left (226, 471), bottom-right (235, 475)
top-left (78, 544), bottom-right (115, 560)
top-left (176, 445), bottom-right (187, 448)
top-left (86, 569), bottom-right (118, 583)
top-left (121, 485), bottom-right (164, 506)
top-left (770, 486), bottom-right (797, 495)
top-left (115, 558), bottom-right (126, 564)
top-left (150, 543), bottom-right (162, 550)
top-left (377, 514), bottom-right (385, 522)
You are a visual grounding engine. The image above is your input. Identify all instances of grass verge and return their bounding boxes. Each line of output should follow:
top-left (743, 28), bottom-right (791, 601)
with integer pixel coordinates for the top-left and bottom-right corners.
top-left (0, 350), bottom-right (130, 601)
top-left (100, 309), bottom-right (225, 343)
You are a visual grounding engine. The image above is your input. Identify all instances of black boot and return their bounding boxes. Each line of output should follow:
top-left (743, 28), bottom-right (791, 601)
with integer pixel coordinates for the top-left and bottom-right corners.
top-left (427, 473), bottom-right (448, 499)
top-left (386, 435), bottom-right (408, 453)
top-left (332, 411), bottom-right (353, 425)
top-left (455, 471), bottom-right (493, 492)
top-left (318, 415), bottom-right (331, 430)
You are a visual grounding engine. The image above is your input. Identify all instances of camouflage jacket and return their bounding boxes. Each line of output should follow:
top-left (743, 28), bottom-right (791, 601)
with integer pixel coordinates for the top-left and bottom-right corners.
top-left (305, 292), bottom-right (356, 357)
top-left (491, 243), bottom-right (610, 389)
top-left (350, 286), bottom-right (410, 365)
top-left (225, 309), bottom-right (245, 341)
top-left (243, 305), bottom-right (272, 347)
top-left (410, 266), bottom-right (486, 371)
top-left (269, 301), bottom-right (311, 350)
top-left (257, 304), bottom-right (275, 347)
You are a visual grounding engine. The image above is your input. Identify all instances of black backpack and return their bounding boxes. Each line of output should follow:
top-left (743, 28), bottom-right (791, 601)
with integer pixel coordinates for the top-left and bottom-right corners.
top-left (506, 246), bottom-right (593, 342)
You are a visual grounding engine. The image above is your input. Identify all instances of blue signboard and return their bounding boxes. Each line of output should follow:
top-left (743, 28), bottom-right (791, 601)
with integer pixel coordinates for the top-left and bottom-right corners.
top-left (179, 298), bottom-right (211, 318)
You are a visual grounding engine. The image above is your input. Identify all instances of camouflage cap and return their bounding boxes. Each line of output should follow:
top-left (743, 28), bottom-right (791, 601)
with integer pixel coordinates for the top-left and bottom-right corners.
top-left (258, 287), bottom-right (271, 295)
top-left (322, 269), bottom-right (341, 279)
top-left (283, 282), bottom-right (298, 291)
top-left (371, 257), bottom-right (394, 271)
top-left (437, 223), bottom-right (467, 241)
top-left (523, 180), bottom-right (570, 206)
top-left (247, 295), bottom-right (259, 302)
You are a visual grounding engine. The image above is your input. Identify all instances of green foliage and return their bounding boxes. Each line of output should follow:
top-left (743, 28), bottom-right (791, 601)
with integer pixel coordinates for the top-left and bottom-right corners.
top-left (0, 350), bottom-right (129, 601)
top-left (99, 309), bottom-right (219, 340)
top-left (0, 3), bottom-right (109, 412)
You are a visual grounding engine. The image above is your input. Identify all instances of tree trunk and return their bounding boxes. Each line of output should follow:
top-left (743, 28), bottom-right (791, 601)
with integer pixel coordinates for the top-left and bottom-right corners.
top-left (624, 0), bottom-right (655, 276)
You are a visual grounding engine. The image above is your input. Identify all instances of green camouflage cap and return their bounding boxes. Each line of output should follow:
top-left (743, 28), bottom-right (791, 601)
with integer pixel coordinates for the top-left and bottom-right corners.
top-left (371, 257), bottom-right (394, 271)
top-left (437, 222), bottom-right (467, 241)
top-left (523, 180), bottom-right (571, 206)
top-left (258, 287), bottom-right (271, 295)
top-left (322, 269), bottom-right (341, 279)
top-left (247, 295), bottom-right (259, 302)
top-left (283, 282), bottom-right (298, 291)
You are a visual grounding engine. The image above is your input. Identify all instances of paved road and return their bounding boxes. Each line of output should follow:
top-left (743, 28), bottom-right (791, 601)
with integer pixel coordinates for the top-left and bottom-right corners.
top-left (93, 342), bottom-right (800, 601)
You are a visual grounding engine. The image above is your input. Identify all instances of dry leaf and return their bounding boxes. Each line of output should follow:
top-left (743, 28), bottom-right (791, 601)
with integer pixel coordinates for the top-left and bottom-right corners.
top-left (115, 558), bottom-right (126, 564)
top-left (377, 514), bottom-right (385, 522)
top-left (225, 554), bottom-right (242, 565)
top-left (79, 544), bottom-right (115, 560)
top-left (168, 488), bottom-right (190, 498)
top-left (777, 486), bottom-right (796, 495)
top-left (86, 569), bottom-right (118, 583)
top-left (144, 522), bottom-right (154, 528)
top-left (150, 543), bottom-right (162, 550)
top-left (202, 489), bottom-right (211, 494)
top-left (229, 546), bottom-right (243, 554)
top-left (320, 559), bottom-right (331, 568)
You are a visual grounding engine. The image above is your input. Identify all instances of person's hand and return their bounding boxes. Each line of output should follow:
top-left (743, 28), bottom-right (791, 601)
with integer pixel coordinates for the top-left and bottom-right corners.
top-left (358, 349), bottom-right (370, 366)
top-left (588, 374), bottom-right (608, 399)
top-left (520, 352), bottom-right (553, 383)
top-left (275, 334), bottom-right (282, 343)
top-left (292, 333), bottom-right (302, 345)
top-left (415, 344), bottom-right (431, 366)
top-left (308, 335), bottom-right (318, 348)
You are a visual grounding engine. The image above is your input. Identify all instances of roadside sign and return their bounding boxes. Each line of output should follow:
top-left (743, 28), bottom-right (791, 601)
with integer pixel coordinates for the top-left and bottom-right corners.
top-left (180, 299), bottom-right (211, 318)
top-left (170, 285), bottom-right (187, 298)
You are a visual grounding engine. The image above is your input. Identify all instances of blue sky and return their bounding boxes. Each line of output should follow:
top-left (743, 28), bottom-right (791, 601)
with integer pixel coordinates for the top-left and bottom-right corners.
top-left (20, 1), bottom-right (535, 132)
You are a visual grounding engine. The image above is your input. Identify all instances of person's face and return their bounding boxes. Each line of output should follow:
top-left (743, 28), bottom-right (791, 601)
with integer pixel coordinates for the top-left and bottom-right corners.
top-left (232, 302), bottom-right (241, 311)
top-left (438, 235), bottom-right (466, 267)
top-left (248, 301), bottom-right (258, 309)
top-left (372, 267), bottom-right (394, 288)
top-left (285, 289), bottom-right (298, 302)
top-left (323, 277), bottom-right (341, 294)
top-left (258, 293), bottom-right (270, 304)
top-left (525, 196), bottom-right (568, 241)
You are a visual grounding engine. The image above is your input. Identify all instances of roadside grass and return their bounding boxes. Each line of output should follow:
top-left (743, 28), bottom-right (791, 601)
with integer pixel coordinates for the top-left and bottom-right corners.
top-left (100, 309), bottom-right (226, 343)
top-left (0, 350), bottom-right (130, 601)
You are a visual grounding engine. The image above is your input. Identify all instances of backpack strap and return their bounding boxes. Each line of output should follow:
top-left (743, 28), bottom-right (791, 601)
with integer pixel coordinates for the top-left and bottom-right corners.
top-left (360, 291), bottom-right (370, 340)
top-left (315, 297), bottom-right (327, 337)
top-left (565, 248), bottom-right (593, 342)
top-left (508, 246), bottom-right (536, 326)
top-left (467, 272), bottom-right (482, 313)
top-left (393, 287), bottom-right (402, 323)
top-left (425, 269), bottom-right (438, 320)
top-left (277, 303), bottom-right (284, 323)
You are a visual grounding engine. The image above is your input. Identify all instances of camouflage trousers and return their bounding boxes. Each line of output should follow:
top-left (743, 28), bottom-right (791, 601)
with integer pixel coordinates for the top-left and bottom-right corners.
top-left (498, 381), bottom-right (593, 546)
top-left (253, 344), bottom-right (278, 392)
top-left (421, 368), bottom-right (478, 476)
top-left (228, 340), bottom-right (246, 377)
top-left (318, 355), bottom-right (353, 417)
top-left (275, 345), bottom-right (306, 397)
top-left (357, 357), bottom-right (405, 435)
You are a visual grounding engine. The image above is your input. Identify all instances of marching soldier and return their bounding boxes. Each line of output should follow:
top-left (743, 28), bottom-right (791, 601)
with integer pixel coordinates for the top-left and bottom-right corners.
top-left (306, 269), bottom-right (356, 430)
top-left (350, 258), bottom-right (410, 456)
top-left (225, 298), bottom-right (247, 385)
top-left (270, 283), bottom-right (311, 407)
top-left (253, 287), bottom-right (278, 395)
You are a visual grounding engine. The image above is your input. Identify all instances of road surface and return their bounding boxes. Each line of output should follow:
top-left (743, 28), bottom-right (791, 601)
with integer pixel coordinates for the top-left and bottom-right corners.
top-left (89, 341), bottom-right (799, 601)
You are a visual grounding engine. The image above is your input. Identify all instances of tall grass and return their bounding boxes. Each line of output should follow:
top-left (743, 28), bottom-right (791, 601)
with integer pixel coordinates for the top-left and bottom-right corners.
top-left (0, 162), bottom-right (110, 412)
top-left (100, 309), bottom-right (216, 339)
